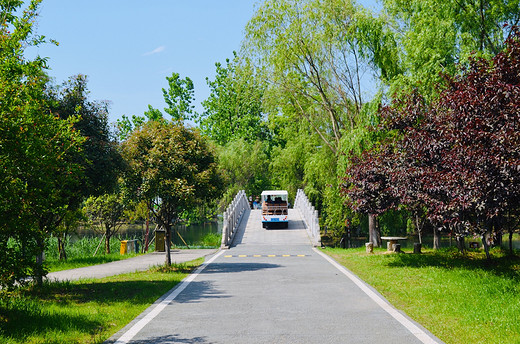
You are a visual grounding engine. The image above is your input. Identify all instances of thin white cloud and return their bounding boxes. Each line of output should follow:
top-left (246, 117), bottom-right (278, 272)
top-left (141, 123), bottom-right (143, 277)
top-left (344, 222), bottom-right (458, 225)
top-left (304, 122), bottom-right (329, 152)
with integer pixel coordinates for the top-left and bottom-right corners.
top-left (143, 46), bottom-right (165, 56)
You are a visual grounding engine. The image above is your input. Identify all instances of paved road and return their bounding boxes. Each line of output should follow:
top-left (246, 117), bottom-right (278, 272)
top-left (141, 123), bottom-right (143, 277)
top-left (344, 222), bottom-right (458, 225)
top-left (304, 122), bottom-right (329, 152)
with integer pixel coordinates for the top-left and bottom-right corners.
top-left (107, 209), bottom-right (443, 344)
top-left (46, 249), bottom-right (217, 282)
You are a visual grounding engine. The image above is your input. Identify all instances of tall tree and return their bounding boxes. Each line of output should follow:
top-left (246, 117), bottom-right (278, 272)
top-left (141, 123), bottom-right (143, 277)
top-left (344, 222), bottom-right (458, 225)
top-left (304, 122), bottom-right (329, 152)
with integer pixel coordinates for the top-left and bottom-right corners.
top-left (50, 74), bottom-right (122, 197)
top-left (0, 0), bottom-right (84, 287)
top-left (349, 30), bottom-right (520, 255)
top-left (382, 0), bottom-right (520, 97)
top-left (162, 72), bottom-right (195, 121)
top-left (199, 52), bottom-right (268, 145)
top-left (122, 121), bottom-right (221, 265)
top-left (116, 72), bottom-right (195, 141)
top-left (245, 0), bottom-right (396, 155)
top-left (217, 138), bottom-right (270, 206)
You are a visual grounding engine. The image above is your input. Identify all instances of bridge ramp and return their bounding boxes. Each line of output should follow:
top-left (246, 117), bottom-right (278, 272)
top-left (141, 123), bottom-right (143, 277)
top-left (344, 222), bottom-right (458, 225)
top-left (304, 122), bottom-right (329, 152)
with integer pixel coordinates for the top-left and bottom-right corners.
top-left (231, 209), bottom-right (311, 248)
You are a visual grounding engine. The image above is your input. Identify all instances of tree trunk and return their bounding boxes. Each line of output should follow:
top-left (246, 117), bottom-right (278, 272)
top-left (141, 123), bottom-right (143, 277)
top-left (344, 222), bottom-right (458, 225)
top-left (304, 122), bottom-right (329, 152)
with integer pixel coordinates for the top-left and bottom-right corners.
top-left (368, 214), bottom-right (381, 247)
top-left (105, 225), bottom-right (111, 254)
top-left (481, 231), bottom-right (491, 260)
top-left (433, 228), bottom-right (440, 250)
top-left (58, 236), bottom-right (67, 260)
top-left (165, 225), bottom-right (172, 266)
top-left (35, 237), bottom-right (45, 286)
top-left (509, 230), bottom-right (514, 255)
top-left (456, 235), bottom-right (465, 254)
top-left (415, 214), bottom-right (422, 244)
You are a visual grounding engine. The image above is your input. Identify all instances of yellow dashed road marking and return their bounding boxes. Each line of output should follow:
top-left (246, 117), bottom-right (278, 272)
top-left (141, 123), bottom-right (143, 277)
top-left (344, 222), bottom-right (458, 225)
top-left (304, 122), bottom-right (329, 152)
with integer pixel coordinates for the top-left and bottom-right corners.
top-left (223, 254), bottom-right (310, 258)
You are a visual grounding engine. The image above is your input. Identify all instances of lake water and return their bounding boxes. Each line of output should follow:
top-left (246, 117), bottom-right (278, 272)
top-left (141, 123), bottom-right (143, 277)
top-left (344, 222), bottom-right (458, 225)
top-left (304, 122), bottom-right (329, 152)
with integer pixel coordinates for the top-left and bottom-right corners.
top-left (76, 221), bottom-right (519, 250)
top-left (75, 220), bottom-right (222, 247)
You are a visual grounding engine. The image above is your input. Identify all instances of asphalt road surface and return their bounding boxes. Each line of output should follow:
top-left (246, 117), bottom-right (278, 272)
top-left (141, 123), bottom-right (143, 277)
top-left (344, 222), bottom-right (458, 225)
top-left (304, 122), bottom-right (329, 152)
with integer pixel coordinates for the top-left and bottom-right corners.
top-left (46, 249), bottom-right (217, 282)
top-left (106, 209), bottom-right (443, 344)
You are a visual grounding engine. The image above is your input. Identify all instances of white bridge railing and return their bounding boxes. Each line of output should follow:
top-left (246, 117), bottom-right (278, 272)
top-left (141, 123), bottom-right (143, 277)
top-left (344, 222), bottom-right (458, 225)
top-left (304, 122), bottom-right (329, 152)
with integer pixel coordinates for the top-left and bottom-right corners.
top-left (294, 189), bottom-right (321, 247)
top-left (221, 190), bottom-right (249, 248)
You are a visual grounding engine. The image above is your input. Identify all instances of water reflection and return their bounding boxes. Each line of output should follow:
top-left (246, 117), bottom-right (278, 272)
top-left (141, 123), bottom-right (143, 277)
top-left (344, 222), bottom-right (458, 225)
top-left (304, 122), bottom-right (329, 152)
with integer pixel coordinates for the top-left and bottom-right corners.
top-left (74, 221), bottom-right (222, 246)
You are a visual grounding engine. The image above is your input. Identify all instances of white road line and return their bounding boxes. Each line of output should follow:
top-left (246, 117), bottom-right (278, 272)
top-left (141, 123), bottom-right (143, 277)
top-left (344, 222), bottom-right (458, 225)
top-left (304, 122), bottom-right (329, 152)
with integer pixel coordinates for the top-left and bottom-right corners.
top-left (114, 250), bottom-right (225, 344)
top-left (314, 248), bottom-right (441, 344)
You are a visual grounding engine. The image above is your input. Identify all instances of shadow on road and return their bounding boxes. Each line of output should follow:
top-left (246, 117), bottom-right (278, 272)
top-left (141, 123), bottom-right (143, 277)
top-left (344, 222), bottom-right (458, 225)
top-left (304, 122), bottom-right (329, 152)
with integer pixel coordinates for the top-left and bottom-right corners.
top-left (201, 262), bottom-right (282, 274)
top-left (106, 334), bottom-right (209, 343)
top-left (174, 262), bottom-right (281, 305)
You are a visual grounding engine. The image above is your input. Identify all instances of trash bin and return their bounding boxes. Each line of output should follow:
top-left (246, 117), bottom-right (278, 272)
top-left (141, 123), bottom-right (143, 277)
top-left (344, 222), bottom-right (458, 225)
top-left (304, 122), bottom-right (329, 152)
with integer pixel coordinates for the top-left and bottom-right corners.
top-left (120, 240), bottom-right (128, 255)
top-left (126, 240), bottom-right (135, 254)
top-left (155, 230), bottom-right (165, 252)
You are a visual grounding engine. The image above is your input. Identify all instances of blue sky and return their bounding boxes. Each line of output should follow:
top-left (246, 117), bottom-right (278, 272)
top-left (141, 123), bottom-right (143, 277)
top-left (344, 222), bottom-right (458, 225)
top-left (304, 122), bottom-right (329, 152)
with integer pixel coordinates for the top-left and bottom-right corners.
top-left (28, 0), bottom-right (380, 127)
top-left (28, 0), bottom-right (260, 125)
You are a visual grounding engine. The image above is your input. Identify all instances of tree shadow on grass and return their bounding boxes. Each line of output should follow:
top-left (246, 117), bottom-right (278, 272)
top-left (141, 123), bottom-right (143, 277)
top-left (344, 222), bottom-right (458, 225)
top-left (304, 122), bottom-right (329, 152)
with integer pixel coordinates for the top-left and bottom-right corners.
top-left (0, 301), bottom-right (103, 341)
top-left (35, 279), bottom-right (188, 305)
top-left (386, 249), bottom-right (520, 281)
top-left (2, 260), bottom-right (283, 342)
top-left (0, 278), bottom-right (190, 341)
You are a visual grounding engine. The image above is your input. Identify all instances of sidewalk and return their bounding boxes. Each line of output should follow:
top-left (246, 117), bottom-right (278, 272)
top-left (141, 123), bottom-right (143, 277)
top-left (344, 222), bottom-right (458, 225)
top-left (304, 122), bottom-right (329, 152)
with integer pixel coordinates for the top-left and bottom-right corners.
top-left (45, 249), bottom-right (218, 282)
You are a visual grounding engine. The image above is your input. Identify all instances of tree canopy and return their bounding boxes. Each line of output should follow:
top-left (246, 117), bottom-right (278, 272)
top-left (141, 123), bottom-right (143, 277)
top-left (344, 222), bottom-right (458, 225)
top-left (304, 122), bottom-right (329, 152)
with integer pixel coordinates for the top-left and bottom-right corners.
top-left (121, 120), bottom-right (221, 265)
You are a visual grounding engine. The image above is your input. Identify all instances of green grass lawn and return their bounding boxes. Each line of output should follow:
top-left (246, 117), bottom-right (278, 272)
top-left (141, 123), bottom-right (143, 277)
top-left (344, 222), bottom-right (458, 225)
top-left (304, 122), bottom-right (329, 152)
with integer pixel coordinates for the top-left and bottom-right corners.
top-left (0, 259), bottom-right (203, 344)
top-left (323, 246), bottom-right (520, 344)
top-left (46, 252), bottom-right (143, 272)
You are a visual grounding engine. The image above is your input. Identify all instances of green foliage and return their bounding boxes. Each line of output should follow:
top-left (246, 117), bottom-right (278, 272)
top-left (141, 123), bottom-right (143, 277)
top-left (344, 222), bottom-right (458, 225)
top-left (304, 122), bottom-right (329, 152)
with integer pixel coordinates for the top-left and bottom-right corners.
top-left (83, 193), bottom-right (126, 254)
top-left (45, 235), bottom-right (127, 272)
top-left (216, 138), bottom-right (270, 207)
top-left (122, 120), bottom-right (222, 264)
top-left (162, 72), bottom-right (195, 121)
top-left (49, 74), bottom-right (122, 197)
top-left (198, 232), bottom-right (221, 248)
top-left (116, 72), bottom-right (194, 141)
top-left (0, 0), bottom-right (85, 288)
top-left (382, 0), bottom-right (520, 97)
top-left (377, 209), bottom-right (409, 237)
top-left (0, 259), bottom-right (203, 343)
top-left (199, 52), bottom-right (268, 145)
top-left (245, 0), bottom-right (388, 155)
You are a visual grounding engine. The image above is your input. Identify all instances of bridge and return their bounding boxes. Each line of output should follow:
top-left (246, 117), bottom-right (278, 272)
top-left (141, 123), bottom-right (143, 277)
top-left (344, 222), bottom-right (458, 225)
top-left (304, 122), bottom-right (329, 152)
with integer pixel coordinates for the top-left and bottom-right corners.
top-left (109, 190), bottom-right (442, 344)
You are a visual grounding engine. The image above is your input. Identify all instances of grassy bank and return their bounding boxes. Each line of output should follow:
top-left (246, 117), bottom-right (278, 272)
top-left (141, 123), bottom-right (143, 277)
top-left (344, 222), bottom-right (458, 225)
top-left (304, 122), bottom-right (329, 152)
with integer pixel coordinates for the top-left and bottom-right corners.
top-left (45, 236), bottom-right (147, 272)
top-left (0, 259), bottom-right (203, 344)
top-left (45, 232), bottom-right (220, 272)
top-left (323, 246), bottom-right (520, 344)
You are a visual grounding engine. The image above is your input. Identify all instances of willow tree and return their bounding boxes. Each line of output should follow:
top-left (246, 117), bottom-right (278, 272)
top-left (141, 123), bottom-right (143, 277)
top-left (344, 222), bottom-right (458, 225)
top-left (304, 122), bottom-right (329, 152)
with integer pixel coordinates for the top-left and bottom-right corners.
top-left (245, 0), bottom-right (397, 155)
top-left (243, 0), bottom-right (398, 242)
top-left (122, 120), bottom-right (221, 265)
top-left (382, 0), bottom-right (520, 97)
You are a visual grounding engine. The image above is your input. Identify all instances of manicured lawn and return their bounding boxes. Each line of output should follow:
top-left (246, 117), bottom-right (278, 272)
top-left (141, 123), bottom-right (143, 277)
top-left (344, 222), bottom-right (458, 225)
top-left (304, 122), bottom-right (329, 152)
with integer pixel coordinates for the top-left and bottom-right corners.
top-left (0, 259), bottom-right (203, 344)
top-left (46, 252), bottom-right (142, 272)
top-left (45, 236), bottom-right (149, 272)
top-left (323, 246), bottom-right (520, 344)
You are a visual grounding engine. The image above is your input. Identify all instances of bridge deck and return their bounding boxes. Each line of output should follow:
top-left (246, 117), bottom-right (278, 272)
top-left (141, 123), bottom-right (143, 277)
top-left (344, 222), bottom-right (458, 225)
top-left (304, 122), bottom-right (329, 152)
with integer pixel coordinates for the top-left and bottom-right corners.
top-left (232, 209), bottom-right (310, 248)
top-left (109, 208), bottom-right (442, 344)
